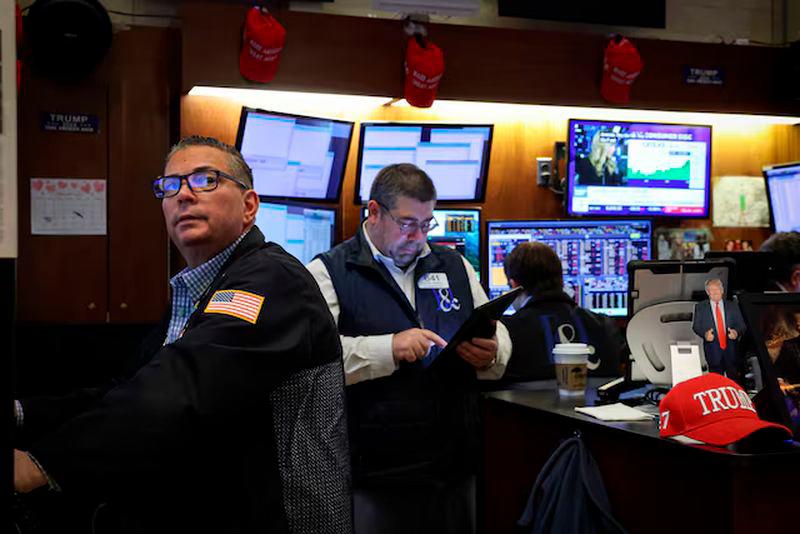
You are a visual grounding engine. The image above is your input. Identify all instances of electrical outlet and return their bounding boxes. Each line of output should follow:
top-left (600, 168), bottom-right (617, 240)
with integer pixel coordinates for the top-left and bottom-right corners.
top-left (536, 157), bottom-right (552, 186)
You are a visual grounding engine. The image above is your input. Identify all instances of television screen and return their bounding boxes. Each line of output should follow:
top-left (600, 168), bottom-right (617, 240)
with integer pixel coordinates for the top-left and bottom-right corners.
top-left (763, 161), bottom-right (800, 232)
top-left (235, 107), bottom-right (354, 201)
top-left (567, 119), bottom-right (711, 217)
top-left (256, 200), bottom-right (336, 264)
top-left (355, 123), bottom-right (493, 204)
top-left (362, 207), bottom-right (482, 281)
top-left (486, 219), bottom-right (652, 317)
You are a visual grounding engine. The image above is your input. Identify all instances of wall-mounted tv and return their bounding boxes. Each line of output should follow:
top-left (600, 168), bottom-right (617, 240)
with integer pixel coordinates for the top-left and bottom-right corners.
top-left (362, 206), bottom-right (482, 281)
top-left (235, 107), bottom-right (354, 201)
top-left (763, 161), bottom-right (800, 232)
top-left (355, 122), bottom-right (493, 204)
top-left (486, 219), bottom-right (653, 317)
top-left (256, 200), bottom-right (337, 264)
top-left (566, 119), bottom-right (712, 218)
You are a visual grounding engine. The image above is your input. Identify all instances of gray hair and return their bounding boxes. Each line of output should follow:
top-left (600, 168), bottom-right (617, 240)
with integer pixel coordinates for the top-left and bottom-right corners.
top-left (705, 278), bottom-right (724, 290)
top-left (369, 163), bottom-right (436, 210)
top-left (166, 136), bottom-right (253, 189)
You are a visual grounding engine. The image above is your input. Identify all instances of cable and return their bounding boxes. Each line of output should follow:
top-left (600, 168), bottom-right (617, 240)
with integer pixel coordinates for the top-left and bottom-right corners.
top-left (643, 386), bottom-right (669, 406)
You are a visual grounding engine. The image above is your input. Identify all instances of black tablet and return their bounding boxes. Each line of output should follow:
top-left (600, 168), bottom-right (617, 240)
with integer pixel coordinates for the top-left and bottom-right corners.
top-left (432, 286), bottom-right (524, 368)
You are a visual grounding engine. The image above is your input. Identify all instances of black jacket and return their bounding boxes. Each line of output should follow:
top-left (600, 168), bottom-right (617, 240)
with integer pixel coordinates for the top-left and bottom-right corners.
top-left (22, 227), bottom-right (352, 534)
top-left (498, 290), bottom-right (624, 385)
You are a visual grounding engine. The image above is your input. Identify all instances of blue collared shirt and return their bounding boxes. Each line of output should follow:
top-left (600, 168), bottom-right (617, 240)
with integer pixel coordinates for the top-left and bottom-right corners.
top-left (165, 232), bottom-right (248, 344)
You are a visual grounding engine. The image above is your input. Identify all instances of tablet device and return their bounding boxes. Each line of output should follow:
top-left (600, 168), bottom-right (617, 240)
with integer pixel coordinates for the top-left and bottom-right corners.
top-left (429, 286), bottom-right (524, 375)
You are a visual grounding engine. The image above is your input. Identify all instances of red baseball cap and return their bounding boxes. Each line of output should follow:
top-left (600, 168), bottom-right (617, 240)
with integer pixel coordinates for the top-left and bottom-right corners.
top-left (600, 36), bottom-right (643, 104)
top-left (239, 7), bottom-right (286, 84)
top-left (659, 373), bottom-right (791, 446)
top-left (404, 37), bottom-right (445, 108)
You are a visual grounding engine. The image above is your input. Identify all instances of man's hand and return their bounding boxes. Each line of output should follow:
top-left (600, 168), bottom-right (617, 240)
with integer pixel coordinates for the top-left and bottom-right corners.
top-left (14, 450), bottom-right (47, 493)
top-left (392, 328), bottom-right (447, 363)
top-left (705, 329), bottom-right (714, 342)
top-left (456, 336), bottom-right (498, 370)
top-left (728, 328), bottom-right (739, 340)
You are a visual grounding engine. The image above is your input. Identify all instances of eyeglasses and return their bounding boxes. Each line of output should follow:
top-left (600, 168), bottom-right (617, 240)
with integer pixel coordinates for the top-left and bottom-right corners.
top-left (152, 169), bottom-right (248, 199)
top-left (377, 201), bottom-right (438, 234)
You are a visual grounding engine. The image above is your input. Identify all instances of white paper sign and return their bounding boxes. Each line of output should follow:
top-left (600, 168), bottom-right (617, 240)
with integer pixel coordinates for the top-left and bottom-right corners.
top-left (30, 178), bottom-right (107, 235)
top-left (670, 343), bottom-right (703, 386)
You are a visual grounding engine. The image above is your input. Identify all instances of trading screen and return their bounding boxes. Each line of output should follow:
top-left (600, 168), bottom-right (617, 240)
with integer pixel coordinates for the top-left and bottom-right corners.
top-left (357, 124), bottom-right (492, 203)
top-left (238, 109), bottom-right (353, 200)
top-left (487, 220), bottom-right (652, 316)
top-left (567, 119), bottom-right (711, 217)
top-left (256, 201), bottom-right (336, 264)
top-left (764, 162), bottom-right (800, 232)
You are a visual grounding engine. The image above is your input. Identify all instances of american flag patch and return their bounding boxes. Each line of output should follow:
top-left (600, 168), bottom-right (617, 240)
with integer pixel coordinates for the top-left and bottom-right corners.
top-left (204, 289), bottom-right (264, 324)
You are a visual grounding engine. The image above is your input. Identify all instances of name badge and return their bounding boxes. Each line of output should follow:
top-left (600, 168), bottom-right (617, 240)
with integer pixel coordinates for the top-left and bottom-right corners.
top-left (418, 272), bottom-right (449, 289)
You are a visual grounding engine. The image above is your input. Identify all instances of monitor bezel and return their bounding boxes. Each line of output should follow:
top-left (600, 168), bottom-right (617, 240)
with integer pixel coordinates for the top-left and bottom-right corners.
top-left (235, 106), bottom-right (355, 203)
top-left (255, 197), bottom-right (341, 251)
top-left (565, 118), bottom-right (713, 219)
top-left (762, 160), bottom-right (800, 232)
top-left (482, 217), bottom-right (654, 309)
top-left (353, 121), bottom-right (495, 205)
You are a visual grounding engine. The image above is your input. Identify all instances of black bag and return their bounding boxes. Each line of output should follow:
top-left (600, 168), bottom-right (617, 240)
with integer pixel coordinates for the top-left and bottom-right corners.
top-left (517, 434), bottom-right (627, 534)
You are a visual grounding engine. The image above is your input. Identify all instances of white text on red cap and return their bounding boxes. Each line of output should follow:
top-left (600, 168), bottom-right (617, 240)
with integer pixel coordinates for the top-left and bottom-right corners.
top-left (692, 386), bottom-right (756, 416)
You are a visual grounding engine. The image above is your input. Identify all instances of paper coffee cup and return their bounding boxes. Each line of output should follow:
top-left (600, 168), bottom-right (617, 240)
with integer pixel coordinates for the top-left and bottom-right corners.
top-left (553, 343), bottom-right (591, 397)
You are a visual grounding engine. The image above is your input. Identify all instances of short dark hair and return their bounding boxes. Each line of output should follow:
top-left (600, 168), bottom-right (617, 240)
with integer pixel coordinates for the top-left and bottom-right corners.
top-left (503, 241), bottom-right (563, 295)
top-left (760, 231), bottom-right (800, 284)
top-left (369, 163), bottom-right (436, 209)
top-left (166, 136), bottom-right (253, 189)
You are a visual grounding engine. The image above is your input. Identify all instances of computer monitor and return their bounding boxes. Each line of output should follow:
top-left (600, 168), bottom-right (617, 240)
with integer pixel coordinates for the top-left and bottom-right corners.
top-left (763, 161), bottom-right (800, 232)
top-left (739, 292), bottom-right (800, 442)
top-left (566, 119), bottom-right (712, 217)
top-left (361, 207), bottom-right (482, 281)
top-left (704, 251), bottom-right (780, 295)
top-left (256, 200), bottom-right (337, 264)
top-left (235, 107), bottom-right (354, 201)
top-left (355, 123), bottom-right (493, 204)
top-left (486, 219), bottom-right (652, 317)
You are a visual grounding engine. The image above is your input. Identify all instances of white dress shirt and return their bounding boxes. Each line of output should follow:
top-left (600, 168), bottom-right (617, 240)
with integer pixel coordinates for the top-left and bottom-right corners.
top-left (306, 223), bottom-right (512, 386)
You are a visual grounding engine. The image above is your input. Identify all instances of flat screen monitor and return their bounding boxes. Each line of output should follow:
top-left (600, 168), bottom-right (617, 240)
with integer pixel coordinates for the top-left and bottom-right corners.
top-left (355, 123), bottom-right (493, 204)
top-left (739, 292), bottom-right (800, 442)
top-left (566, 119), bottom-right (712, 217)
top-left (256, 200), bottom-right (337, 264)
top-left (763, 161), bottom-right (800, 232)
top-left (235, 107), bottom-right (354, 201)
top-left (486, 219), bottom-right (653, 317)
top-left (361, 207), bottom-right (482, 281)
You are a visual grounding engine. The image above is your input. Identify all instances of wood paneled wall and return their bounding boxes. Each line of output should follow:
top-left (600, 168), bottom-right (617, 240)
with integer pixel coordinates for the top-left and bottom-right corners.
top-left (180, 2), bottom-right (800, 116)
top-left (182, 94), bottom-right (800, 250)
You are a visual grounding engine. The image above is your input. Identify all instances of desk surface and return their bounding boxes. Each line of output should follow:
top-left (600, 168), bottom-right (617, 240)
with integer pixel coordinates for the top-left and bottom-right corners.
top-left (484, 379), bottom-right (799, 461)
top-left (481, 380), bottom-right (800, 534)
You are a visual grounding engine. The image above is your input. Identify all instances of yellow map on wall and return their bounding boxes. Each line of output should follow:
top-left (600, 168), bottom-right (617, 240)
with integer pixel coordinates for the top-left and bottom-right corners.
top-left (712, 176), bottom-right (770, 228)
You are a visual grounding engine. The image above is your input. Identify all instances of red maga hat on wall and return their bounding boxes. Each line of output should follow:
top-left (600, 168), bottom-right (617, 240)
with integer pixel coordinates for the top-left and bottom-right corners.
top-left (240, 7), bottom-right (286, 84)
top-left (404, 36), bottom-right (445, 108)
top-left (600, 35), bottom-right (643, 104)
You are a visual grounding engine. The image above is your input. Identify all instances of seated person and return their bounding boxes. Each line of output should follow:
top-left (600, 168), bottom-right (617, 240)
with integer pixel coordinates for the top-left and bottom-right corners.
top-left (497, 241), bottom-right (624, 384)
top-left (760, 231), bottom-right (800, 292)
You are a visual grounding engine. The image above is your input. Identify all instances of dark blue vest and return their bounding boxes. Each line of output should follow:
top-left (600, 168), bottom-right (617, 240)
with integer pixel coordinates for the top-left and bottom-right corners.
top-left (318, 226), bottom-right (477, 482)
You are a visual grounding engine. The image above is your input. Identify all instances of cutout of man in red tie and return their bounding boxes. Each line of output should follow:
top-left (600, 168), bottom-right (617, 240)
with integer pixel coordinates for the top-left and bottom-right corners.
top-left (692, 278), bottom-right (746, 380)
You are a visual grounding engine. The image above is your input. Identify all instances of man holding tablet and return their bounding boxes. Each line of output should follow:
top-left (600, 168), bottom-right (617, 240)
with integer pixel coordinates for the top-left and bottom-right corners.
top-left (307, 163), bottom-right (512, 534)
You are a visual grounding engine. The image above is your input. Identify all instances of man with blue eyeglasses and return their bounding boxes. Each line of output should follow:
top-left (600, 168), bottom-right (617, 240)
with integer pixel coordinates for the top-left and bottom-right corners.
top-left (13, 136), bottom-right (351, 533)
top-left (307, 163), bottom-right (512, 534)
